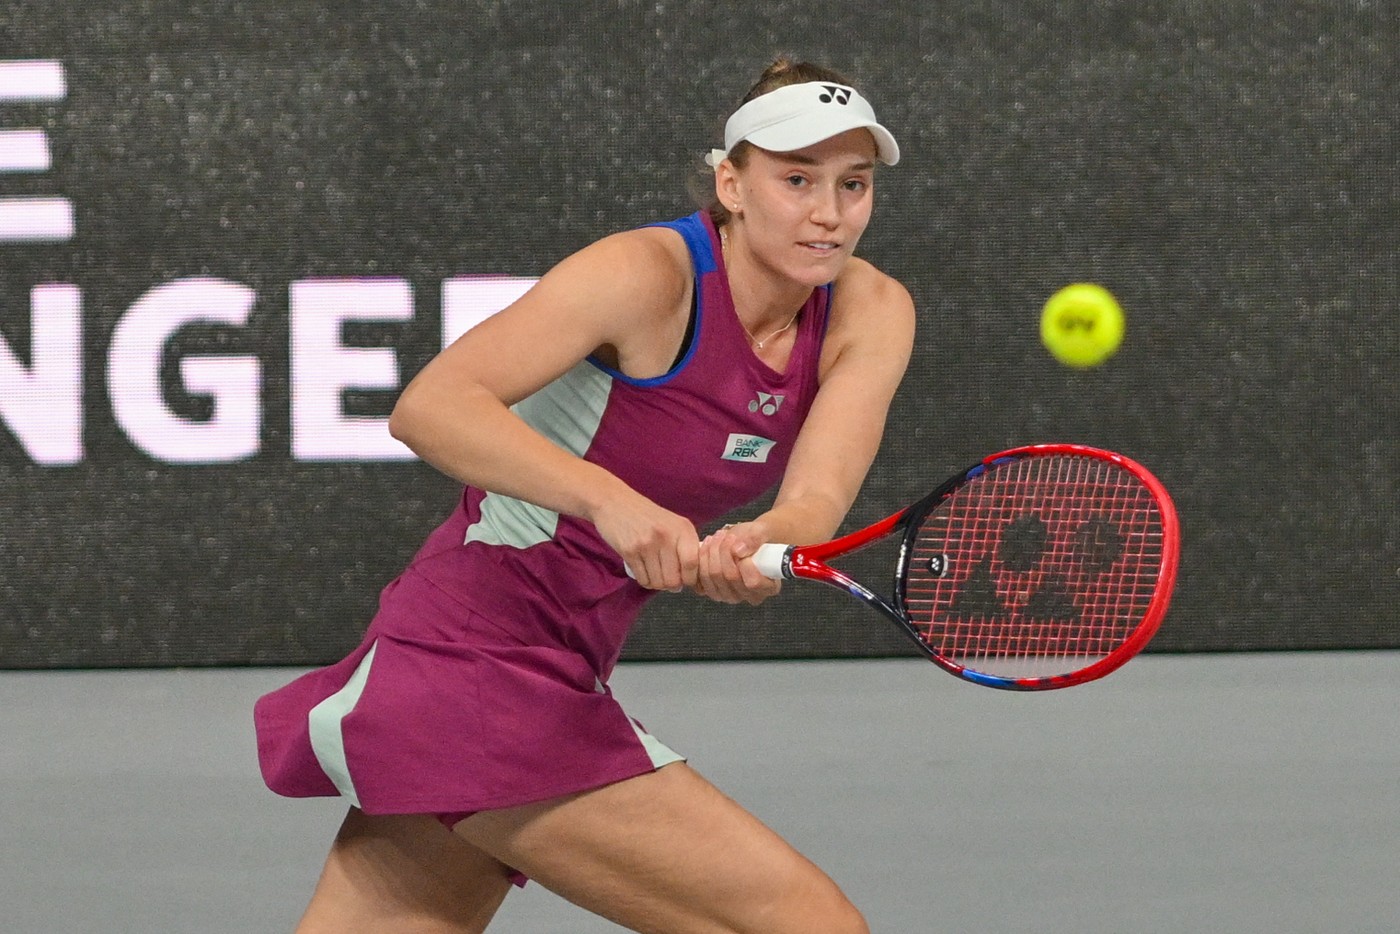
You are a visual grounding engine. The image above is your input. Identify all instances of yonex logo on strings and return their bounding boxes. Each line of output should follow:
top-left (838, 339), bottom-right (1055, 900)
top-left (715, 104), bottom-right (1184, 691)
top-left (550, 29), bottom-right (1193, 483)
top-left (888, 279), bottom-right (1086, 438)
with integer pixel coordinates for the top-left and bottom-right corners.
top-left (818, 85), bottom-right (851, 105)
top-left (748, 392), bottom-right (784, 416)
top-left (934, 514), bottom-right (1128, 623)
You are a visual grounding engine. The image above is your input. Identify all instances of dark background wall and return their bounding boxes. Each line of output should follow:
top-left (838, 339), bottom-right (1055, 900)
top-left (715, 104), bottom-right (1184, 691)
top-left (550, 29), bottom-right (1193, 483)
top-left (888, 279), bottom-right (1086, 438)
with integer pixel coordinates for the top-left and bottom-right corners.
top-left (1, 1), bottom-right (1395, 668)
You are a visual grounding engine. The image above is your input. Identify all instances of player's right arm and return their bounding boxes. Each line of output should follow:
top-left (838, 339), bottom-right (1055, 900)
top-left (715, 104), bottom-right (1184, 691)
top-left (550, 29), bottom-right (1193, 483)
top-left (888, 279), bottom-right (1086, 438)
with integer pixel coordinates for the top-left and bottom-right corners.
top-left (388, 229), bottom-right (699, 590)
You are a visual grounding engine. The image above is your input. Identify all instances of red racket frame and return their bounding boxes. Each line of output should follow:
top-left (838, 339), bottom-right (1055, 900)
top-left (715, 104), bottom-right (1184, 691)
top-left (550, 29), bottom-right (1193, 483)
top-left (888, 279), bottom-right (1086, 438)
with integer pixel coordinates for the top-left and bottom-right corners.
top-left (776, 443), bottom-right (1180, 690)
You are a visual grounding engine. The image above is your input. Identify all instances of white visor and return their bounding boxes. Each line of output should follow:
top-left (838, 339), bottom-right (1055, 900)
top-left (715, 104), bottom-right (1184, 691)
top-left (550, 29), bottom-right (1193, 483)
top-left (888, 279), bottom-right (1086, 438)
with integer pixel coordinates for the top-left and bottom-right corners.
top-left (707, 82), bottom-right (900, 168)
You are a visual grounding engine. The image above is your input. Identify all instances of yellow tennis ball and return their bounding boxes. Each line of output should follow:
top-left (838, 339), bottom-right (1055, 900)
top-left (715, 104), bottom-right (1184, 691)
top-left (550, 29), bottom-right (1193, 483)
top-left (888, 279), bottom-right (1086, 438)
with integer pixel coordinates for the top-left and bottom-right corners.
top-left (1040, 283), bottom-right (1125, 368)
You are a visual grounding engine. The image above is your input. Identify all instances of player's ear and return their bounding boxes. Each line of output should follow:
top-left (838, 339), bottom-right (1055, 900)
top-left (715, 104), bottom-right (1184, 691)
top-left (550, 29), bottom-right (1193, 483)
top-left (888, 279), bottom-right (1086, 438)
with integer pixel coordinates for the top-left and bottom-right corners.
top-left (714, 159), bottom-right (742, 214)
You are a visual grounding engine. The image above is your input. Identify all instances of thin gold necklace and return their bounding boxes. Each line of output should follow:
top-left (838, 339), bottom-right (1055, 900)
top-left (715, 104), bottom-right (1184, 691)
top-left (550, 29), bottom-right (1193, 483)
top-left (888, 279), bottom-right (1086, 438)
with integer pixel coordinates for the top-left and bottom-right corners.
top-left (721, 226), bottom-right (800, 350)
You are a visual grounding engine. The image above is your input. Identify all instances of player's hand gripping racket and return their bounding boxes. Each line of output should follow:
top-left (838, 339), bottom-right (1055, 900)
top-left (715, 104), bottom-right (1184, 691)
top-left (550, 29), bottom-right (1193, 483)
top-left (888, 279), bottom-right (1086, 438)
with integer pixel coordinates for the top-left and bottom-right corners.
top-left (753, 444), bottom-right (1180, 690)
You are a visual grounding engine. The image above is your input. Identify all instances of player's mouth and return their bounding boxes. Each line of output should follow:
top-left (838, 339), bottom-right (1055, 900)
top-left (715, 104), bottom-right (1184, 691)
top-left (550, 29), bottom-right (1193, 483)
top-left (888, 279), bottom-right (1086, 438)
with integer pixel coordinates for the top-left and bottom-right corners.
top-left (799, 240), bottom-right (841, 255)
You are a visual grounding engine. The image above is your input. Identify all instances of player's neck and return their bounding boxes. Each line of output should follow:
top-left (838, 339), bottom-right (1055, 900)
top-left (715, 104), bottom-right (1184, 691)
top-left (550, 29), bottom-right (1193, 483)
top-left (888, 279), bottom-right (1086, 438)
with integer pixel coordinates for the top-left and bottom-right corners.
top-left (720, 226), bottom-right (810, 340)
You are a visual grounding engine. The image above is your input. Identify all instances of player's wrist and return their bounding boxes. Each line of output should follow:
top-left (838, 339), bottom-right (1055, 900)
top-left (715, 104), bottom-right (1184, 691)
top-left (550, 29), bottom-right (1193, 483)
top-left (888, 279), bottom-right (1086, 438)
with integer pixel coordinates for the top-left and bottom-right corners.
top-left (574, 469), bottom-right (638, 524)
top-left (743, 505), bottom-right (823, 549)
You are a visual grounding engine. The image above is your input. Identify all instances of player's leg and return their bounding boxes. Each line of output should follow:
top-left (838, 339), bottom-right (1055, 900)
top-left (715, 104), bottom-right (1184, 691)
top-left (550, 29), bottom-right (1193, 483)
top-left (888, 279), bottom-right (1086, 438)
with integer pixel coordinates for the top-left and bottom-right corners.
top-left (453, 762), bottom-right (869, 934)
top-left (294, 807), bottom-right (513, 934)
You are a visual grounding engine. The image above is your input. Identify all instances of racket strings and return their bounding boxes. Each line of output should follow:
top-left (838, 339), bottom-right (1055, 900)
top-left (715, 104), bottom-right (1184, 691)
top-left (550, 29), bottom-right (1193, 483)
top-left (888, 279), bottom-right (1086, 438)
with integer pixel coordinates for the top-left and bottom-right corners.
top-left (903, 455), bottom-right (1166, 678)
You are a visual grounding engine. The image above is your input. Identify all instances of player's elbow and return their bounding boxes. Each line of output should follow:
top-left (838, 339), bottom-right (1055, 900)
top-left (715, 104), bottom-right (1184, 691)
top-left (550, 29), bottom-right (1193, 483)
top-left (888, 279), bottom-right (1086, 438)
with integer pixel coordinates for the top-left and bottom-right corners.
top-left (390, 376), bottom-right (502, 458)
top-left (386, 384), bottom-right (421, 446)
top-left (387, 377), bottom-right (446, 451)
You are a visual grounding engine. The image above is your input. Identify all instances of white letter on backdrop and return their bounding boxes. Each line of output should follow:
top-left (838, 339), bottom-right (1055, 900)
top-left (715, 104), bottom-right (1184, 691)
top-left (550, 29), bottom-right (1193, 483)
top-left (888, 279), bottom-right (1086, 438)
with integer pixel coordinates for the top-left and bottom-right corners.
top-left (0, 284), bottom-right (82, 464)
top-left (290, 278), bottom-right (415, 461)
top-left (108, 277), bottom-right (261, 463)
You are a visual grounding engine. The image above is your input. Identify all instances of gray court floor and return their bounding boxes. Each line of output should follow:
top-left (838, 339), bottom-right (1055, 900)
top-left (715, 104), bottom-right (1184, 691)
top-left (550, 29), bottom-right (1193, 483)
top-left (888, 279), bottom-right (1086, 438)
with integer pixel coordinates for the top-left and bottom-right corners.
top-left (2, 652), bottom-right (1397, 933)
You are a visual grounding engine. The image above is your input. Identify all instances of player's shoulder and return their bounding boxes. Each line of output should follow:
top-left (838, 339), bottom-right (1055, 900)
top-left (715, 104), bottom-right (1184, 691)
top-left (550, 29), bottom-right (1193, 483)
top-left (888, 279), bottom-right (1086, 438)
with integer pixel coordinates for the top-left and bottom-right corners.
top-left (561, 225), bottom-right (691, 301)
top-left (591, 223), bottom-right (692, 265)
top-left (819, 258), bottom-right (915, 379)
top-left (541, 224), bottom-right (691, 317)
top-left (831, 256), bottom-right (915, 324)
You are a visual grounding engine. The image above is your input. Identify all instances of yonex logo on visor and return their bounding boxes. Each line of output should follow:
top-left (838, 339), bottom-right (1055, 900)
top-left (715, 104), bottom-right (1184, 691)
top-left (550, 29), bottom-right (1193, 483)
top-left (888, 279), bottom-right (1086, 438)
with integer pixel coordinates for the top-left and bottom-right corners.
top-left (706, 82), bottom-right (900, 168)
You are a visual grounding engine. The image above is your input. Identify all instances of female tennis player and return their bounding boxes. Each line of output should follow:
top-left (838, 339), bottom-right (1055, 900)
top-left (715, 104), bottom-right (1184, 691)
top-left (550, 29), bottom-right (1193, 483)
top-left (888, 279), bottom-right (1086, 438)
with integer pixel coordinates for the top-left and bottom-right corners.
top-left (255, 57), bottom-right (914, 933)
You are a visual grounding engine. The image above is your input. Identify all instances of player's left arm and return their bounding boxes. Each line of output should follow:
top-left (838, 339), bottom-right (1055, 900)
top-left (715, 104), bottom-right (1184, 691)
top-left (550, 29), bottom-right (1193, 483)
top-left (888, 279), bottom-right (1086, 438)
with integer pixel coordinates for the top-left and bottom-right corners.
top-left (762, 261), bottom-right (916, 542)
top-left (696, 260), bottom-right (915, 602)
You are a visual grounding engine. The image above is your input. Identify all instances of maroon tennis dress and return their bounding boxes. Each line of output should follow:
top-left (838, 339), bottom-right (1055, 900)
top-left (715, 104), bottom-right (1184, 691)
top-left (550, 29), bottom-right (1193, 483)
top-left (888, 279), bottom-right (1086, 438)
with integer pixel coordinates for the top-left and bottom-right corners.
top-left (254, 211), bottom-right (831, 820)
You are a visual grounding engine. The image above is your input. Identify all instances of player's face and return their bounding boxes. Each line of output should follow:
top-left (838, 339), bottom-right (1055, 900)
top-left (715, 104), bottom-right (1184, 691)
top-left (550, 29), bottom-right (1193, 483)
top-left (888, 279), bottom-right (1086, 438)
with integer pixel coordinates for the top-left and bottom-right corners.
top-left (730, 129), bottom-right (878, 288)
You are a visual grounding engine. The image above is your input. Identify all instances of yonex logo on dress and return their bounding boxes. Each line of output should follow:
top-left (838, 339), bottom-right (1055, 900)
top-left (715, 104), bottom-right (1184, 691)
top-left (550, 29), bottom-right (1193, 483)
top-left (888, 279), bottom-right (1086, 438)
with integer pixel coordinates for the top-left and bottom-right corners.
top-left (748, 392), bottom-right (784, 416)
top-left (722, 433), bottom-right (776, 463)
top-left (818, 85), bottom-right (852, 105)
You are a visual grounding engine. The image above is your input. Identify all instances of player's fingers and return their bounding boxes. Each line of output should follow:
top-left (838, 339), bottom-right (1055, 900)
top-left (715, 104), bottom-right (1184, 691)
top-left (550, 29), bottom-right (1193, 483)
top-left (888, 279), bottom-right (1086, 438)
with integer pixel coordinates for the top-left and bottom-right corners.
top-left (633, 552), bottom-right (662, 591)
top-left (721, 552), bottom-right (766, 603)
top-left (630, 540), bottom-right (672, 592)
top-left (697, 533), bottom-right (743, 603)
top-left (726, 525), bottom-right (764, 562)
top-left (654, 544), bottom-right (675, 591)
top-left (676, 530), bottom-right (701, 589)
top-left (688, 534), bottom-right (711, 597)
top-left (651, 522), bottom-right (693, 593)
top-left (719, 531), bottom-right (750, 586)
top-left (704, 527), bottom-right (779, 604)
top-left (738, 558), bottom-right (782, 605)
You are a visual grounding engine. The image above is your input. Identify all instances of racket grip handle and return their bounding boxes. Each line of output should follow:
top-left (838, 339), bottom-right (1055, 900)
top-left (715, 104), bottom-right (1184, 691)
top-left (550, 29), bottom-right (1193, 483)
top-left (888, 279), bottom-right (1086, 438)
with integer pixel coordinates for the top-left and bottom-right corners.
top-left (751, 543), bottom-right (792, 580)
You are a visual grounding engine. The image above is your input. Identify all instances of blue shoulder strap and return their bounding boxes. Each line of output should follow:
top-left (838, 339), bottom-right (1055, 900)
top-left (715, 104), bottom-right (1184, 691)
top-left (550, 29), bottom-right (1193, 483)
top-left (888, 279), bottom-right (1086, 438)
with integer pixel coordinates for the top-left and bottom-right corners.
top-left (646, 212), bottom-right (717, 275)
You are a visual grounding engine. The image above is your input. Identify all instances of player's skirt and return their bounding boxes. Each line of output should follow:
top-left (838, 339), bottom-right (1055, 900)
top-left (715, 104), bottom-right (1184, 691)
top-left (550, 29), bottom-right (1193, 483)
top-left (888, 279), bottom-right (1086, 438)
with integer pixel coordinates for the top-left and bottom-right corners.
top-left (253, 569), bottom-right (684, 818)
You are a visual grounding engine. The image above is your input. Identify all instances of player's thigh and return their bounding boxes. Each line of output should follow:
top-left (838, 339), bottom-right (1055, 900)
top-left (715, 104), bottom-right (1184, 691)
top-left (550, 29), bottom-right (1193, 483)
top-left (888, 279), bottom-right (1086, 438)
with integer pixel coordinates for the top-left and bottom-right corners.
top-left (296, 808), bottom-right (514, 934)
top-left (453, 763), bottom-right (868, 934)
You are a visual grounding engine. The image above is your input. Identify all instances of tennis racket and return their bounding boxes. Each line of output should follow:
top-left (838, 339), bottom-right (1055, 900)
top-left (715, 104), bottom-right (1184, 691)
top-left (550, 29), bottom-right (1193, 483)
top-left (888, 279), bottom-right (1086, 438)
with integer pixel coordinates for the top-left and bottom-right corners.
top-left (751, 443), bottom-right (1180, 690)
